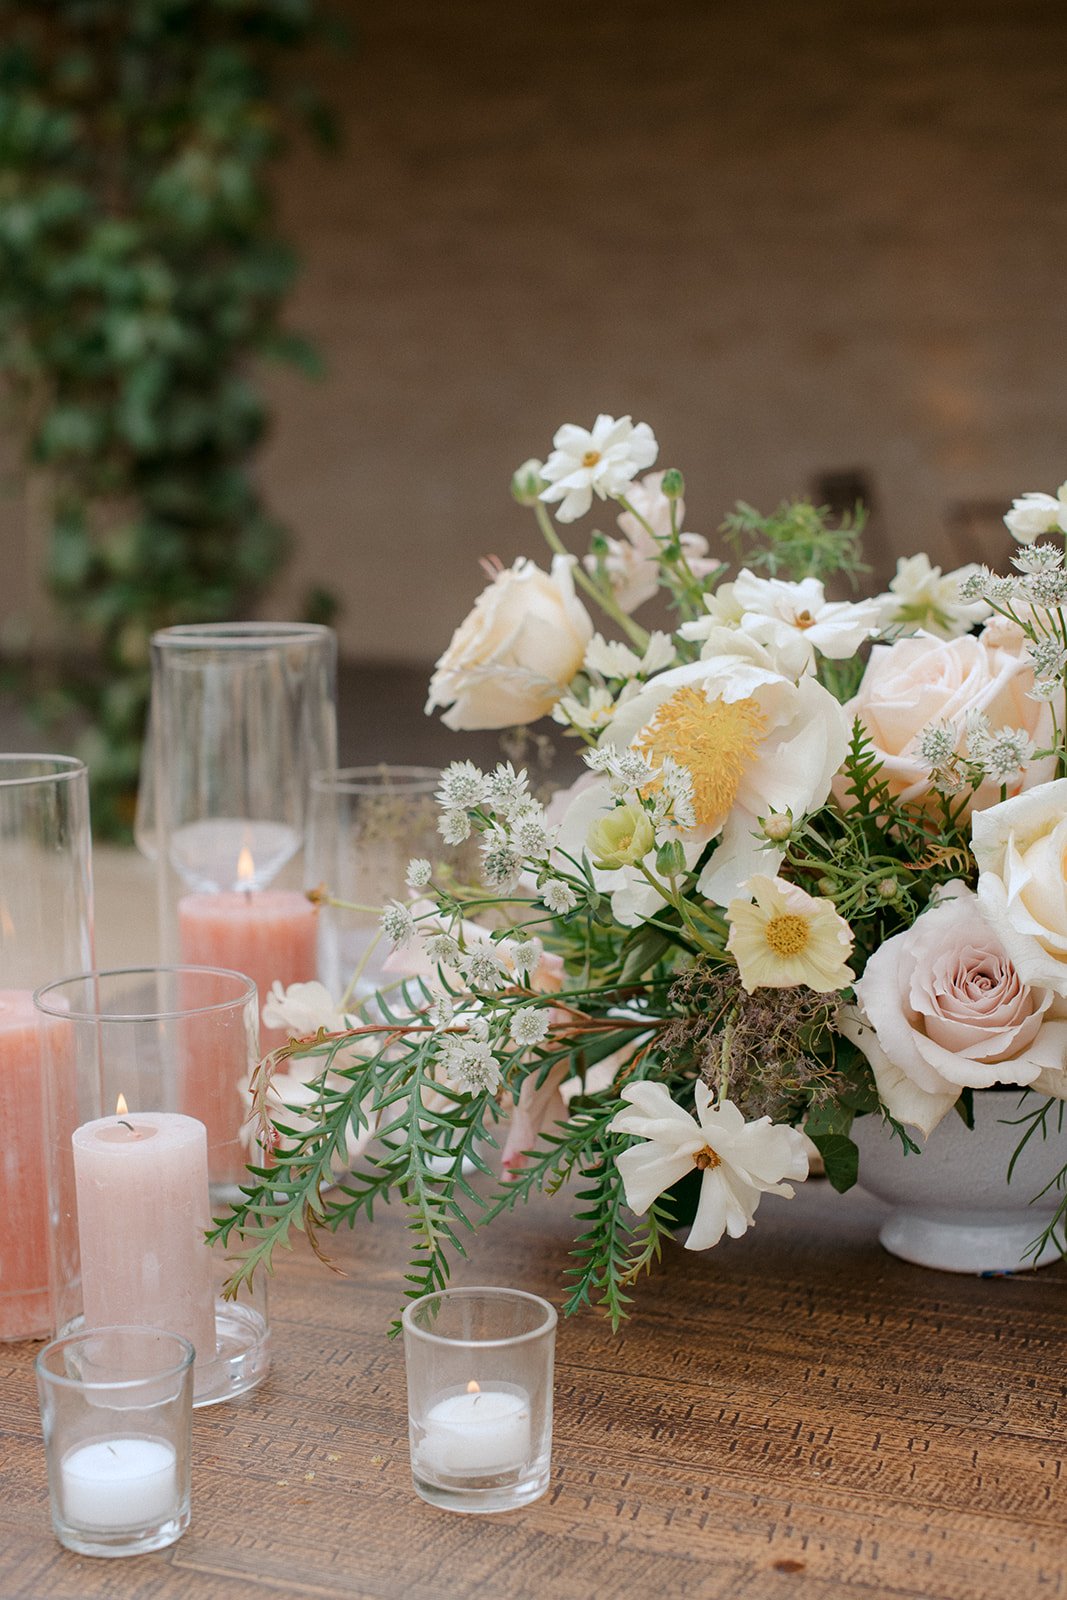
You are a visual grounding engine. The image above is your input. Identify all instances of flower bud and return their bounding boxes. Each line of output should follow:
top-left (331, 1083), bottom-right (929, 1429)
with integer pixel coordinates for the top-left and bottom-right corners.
top-left (661, 468), bottom-right (685, 500)
top-left (587, 803), bottom-right (655, 870)
top-left (511, 458), bottom-right (547, 506)
top-left (877, 878), bottom-right (899, 900)
top-left (817, 876), bottom-right (838, 898)
top-left (761, 811), bottom-right (793, 842)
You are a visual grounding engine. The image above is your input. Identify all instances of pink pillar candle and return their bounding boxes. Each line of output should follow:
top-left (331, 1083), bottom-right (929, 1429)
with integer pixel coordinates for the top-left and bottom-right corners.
top-left (0, 991), bottom-right (55, 1340)
top-left (177, 890), bottom-right (317, 1184)
top-left (178, 891), bottom-right (317, 1051)
top-left (72, 1111), bottom-right (216, 1363)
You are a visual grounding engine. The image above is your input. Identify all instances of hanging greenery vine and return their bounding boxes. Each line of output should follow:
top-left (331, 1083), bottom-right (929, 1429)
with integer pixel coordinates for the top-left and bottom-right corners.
top-left (0, 0), bottom-right (337, 833)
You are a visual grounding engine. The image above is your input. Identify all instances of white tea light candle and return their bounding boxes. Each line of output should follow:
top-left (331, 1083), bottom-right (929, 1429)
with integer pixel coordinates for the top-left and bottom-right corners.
top-left (403, 1286), bottom-right (556, 1514)
top-left (418, 1382), bottom-right (532, 1477)
top-left (61, 1437), bottom-right (177, 1530)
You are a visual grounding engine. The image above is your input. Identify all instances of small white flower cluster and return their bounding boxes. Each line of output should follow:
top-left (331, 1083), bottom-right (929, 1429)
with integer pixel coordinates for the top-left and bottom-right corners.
top-left (1028, 633), bottom-right (1067, 701)
top-left (584, 631), bottom-right (676, 682)
top-left (917, 714), bottom-right (1035, 792)
top-left (959, 545), bottom-right (1067, 613)
top-left (436, 1027), bottom-right (502, 1095)
top-left (582, 743), bottom-right (696, 830)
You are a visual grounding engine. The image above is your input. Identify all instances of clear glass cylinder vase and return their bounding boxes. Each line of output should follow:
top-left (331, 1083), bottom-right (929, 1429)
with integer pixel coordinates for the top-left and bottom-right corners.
top-left (35, 966), bottom-right (269, 1407)
top-left (306, 765), bottom-right (442, 1001)
top-left (136, 623), bottom-right (337, 1047)
top-left (0, 755), bottom-right (93, 1341)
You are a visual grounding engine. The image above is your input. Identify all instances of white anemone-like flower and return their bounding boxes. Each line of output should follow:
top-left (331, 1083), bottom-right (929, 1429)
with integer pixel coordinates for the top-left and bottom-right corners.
top-left (609, 1080), bottom-right (809, 1250)
top-left (261, 980), bottom-right (350, 1040)
top-left (555, 632), bottom-right (849, 918)
top-left (1004, 487), bottom-right (1067, 545)
top-left (539, 415), bottom-right (658, 523)
top-left (726, 874), bottom-right (855, 993)
top-left (878, 554), bottom-right (991, 639)
top-left (682, 569), bottom-right (884, 675)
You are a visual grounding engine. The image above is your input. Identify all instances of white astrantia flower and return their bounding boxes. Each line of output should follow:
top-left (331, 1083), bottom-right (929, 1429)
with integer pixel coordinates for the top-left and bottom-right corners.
top-left (878, 554), bottom-right (992, 639)
top-left (437, 760), bottom-right (488, 812)
top-left (506, 937), bottom-right (543, 977)
top-left (480, 827), bottom-right (523, 890)
top-left (380, 901), bottom-right (417, 950)
top-left (539, 414), bottom-right (659, 523)
top-left (1013, 541), bottom-right (1065, 575)
top-left (428, 990), bottom-right (455, 1030)
top-left (512, 803), bottom-right (552, 859)
top-left (436, 1034), bottom-right (502, 1095)
top-left (1005, 486), bottom-right (1067, 544)
top-left (559, 633), bottom-right (849, 919)
top-left (463, 942), bottom-right (510, 991)
top-left (424, 931), bottom-right (462, 967)
top-left (541, 878), bottom-right (577, 915)
top-left (725, 875), bottom-right (855, 994)
top-left (609, 1080), bottom-right (809, 1250)
top-left (438, 809), bottom-right (472, 845)
top-left (405, 858), bottom-right (432, 891)
top-left (484, 762), bottom-right (530, 818)
top-left (510, 1007), bottom-right (551, 1047)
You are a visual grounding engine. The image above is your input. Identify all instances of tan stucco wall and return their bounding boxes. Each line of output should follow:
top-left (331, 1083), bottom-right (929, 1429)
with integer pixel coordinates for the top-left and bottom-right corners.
top-left (4, 0), bottom-right (1067, 664)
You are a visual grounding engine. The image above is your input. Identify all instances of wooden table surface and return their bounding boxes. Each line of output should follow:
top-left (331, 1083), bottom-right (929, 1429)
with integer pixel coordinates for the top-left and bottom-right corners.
top-left (1, 1180), bottom-right (1066, 1600)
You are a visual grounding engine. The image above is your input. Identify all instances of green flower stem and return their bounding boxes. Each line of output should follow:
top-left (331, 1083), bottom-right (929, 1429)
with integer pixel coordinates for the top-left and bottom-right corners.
top-left (340, 927), bottom-right (384, 1010)
top-left (637, 862), bottom-right (719, 956)
top-left (533, 501), bottom-right (649, 650)
top-left (617, 493), bottom-right (704, 619)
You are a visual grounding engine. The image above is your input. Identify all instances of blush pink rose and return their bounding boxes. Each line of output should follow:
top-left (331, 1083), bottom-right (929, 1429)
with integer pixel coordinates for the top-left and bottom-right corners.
top-left (844, 632), bottom-right (1053, 812)
top-left (851, 884), bottom-right (1067, 1134)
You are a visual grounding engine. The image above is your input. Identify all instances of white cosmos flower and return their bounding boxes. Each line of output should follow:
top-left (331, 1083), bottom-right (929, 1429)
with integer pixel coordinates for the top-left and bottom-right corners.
top-left (584, 630), bottom-right (676, 681)
top-left (683, 569), bottom-right (884, 674)
top-left (609, 1080), bottom-right (809, 1250)
top-left (1004, 487), bottom-right (1067, 544)
top-left (726, 875), bottom-right (855, 994)
top-left (540, 414), bottom-right (658, 523)
top-left (878, 554), bottom-right (991, 639)
top-left (555, 632), bottom-right (849, 918)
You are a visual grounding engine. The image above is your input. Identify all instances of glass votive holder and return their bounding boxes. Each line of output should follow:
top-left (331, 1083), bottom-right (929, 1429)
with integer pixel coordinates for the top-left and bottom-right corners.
top-left (306, 765), bottom-right (441, 1001)
top-left (0, 754), bottom-right (93, 1342)
top-left (402, 1287), bottom-right (557, 1514)
top-left (36, 1325), bottom-right (194, 1558)
top-left (35, 968), bottom-right (270, 1408)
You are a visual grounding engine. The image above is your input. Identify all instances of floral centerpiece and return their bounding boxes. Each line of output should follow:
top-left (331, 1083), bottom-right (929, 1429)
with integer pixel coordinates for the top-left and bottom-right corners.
top-left (213, 417), bottom-right (1067, 1323)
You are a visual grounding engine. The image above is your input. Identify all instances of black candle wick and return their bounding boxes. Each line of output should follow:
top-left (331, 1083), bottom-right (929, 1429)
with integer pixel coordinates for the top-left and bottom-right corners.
top-left (117, 1119), bottom-right (135, 1131)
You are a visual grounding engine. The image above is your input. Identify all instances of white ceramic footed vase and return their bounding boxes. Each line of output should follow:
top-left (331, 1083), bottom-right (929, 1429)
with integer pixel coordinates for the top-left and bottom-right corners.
top-left (852, 1092), bottom-right (1067, 1273)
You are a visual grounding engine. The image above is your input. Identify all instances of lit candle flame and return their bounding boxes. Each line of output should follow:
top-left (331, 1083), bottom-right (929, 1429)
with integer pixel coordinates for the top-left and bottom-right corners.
top-left (236, 847), bottom-right (255, 886)
top-left (466, 1380), bottom-right (480, 1394)
top-left (116, 1093), bottom-right (129, 1116)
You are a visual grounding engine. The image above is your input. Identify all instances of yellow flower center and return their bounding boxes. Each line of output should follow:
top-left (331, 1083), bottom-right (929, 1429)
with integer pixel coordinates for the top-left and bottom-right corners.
top-left (693, 1144), bottom-right (721, 1171)
top-left (763, 912), bottom-right (810, 957)
top-left (637, 686), bottom-right (767, 830)
top-left (582, 449), bottom-right (602, 467)
top-left (792, 609), bottom-right (815, 629)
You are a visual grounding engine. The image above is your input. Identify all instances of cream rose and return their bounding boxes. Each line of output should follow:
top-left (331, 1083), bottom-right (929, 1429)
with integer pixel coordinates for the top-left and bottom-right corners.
top-left (972, 778), bottom-right (1067, 999)
top-left (844, 632), bottom-right (1053, 810)
top-left (850, 884), bottom-right (1067, 1134)
top-left (426, 554), bottom-right (592, 729)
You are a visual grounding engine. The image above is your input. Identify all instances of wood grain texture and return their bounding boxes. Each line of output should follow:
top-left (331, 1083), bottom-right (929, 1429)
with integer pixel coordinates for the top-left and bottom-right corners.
top-left (2, 1181), bottom-right (1066, 1600)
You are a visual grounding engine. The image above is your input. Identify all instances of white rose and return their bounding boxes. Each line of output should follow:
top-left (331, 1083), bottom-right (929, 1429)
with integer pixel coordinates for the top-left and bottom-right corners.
top-left (426, 554), bottom-right (592, 730)
top-left (972, 778), bottom-right (1067, 1000)
top-left (850, 885), bottom-right (1067, 1134)
top-left (1004, 489), bottom-right (1067, 545)
top-left (844, 631), bottom-right (1054, 811)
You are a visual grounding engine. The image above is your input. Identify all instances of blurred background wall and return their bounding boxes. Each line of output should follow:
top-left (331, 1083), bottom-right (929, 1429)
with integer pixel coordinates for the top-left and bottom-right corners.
top-left (4, 0), bottom-right (1067, 679)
